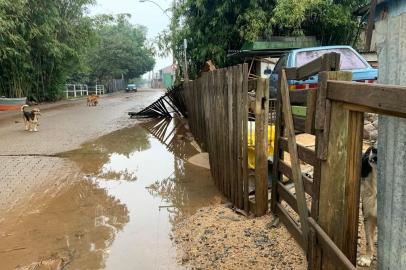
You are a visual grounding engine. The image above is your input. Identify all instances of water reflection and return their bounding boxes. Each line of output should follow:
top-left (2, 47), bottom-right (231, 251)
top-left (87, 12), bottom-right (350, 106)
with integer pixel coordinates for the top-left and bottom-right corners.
top-left (1, 118), bottom-right (223, 269)
top-left (0, 179), bottom-right (129, 270)
top-left (60, 126), bottom-right (151, 181)
top-left (0, 119), bottom-right (222, 270)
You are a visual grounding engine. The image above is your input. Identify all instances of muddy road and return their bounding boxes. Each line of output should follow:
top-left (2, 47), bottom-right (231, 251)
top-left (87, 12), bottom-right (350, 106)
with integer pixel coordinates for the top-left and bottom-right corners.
top-left (0, 90), bottom-right (223, 269)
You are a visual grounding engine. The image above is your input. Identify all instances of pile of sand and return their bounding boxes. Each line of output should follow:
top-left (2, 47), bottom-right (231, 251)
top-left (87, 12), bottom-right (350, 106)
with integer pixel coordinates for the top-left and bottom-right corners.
top-left (172, 205), bottom-right (306, 270)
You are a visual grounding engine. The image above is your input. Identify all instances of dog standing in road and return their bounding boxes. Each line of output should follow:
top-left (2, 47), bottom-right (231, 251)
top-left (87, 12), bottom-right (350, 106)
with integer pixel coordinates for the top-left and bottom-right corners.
top-left (21, 105), bottom-right (41, 132)
top-left (357, 146), bottom-right (378, 267)
top-left (87, 94), bottom-right (99, 106)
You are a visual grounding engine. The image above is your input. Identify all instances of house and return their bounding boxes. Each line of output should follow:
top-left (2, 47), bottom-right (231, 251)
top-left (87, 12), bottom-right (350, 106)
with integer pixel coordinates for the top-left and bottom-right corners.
top-left (151, 65), bottom-right (176, 89)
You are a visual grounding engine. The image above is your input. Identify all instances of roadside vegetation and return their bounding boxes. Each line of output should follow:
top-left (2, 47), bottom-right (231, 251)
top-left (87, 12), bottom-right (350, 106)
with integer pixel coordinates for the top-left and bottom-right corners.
top-left (0, 0), bottom-right (154, 101)
top-left (158, 0), bottom-right (368, 79)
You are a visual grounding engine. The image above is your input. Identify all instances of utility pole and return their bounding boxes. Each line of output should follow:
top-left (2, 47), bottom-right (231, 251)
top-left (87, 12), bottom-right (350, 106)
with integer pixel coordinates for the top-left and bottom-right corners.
top-left (183, 38), bottom-right (189, 81)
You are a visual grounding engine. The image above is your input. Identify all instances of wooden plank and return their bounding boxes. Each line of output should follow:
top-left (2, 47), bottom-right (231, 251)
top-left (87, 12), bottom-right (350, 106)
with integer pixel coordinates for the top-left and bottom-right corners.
top-left (308, 218), bottom-right (356, 270)
top-left (309, 158), bottom-right (322, 270)
top-left (271, 72), bottom-right (284, 214)
top-left (318, 101), bottom-right (363, 268)
top-left (290, 90), bottom-right (309, 104)
top-left (305, 90), bottom-right (317, 134)
top-left (227, 67), bottom-right (234, 204)
top-left (220, 69), bottom-right (227, 195)
top-left (343, 110), bottom-right (364, 264)
top-left (293, 116), bottom-right (306, 133)
top-left (232, 66), bottom-right (239, 205)
top-left (236, 65), bottom-right (243, 209)
top-left (284, 68), bottom-right (299, 80)
top-left (276, 203), bottom-right (305, 249)
top-left (255, 78), bottom-right (269, 216)
top-left (285, 52), bottom-right (339, 81)
top-left (242, 64), bottom-right (249, 213)
top-left (278, 160), bottom-right (313, 196)
top-left (277, 182), bottom-right (299, 214)
top-left (280, 69), bottom-right (310, 249)
top-left (279, 137), bottom-right (318, 166)
top-left (327, 81), bottom-right (406, 117)
top-left (315, 72), bottom-right (352, 160)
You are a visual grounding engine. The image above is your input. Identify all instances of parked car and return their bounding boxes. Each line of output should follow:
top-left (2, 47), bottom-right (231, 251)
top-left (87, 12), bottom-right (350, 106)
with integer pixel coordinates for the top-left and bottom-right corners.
top-left (269, 45), bottom-right (378, 98)
top-left (126, 84), bottom-right (138, 92)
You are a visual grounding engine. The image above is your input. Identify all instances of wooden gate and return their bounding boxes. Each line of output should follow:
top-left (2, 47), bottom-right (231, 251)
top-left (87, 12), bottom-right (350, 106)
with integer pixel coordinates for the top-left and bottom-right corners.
top-left (271, 52), bottom-right (406, 269)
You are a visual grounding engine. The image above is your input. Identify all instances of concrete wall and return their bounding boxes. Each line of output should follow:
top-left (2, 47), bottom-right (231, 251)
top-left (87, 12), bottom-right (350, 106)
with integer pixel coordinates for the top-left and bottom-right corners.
top-left (375, 10), bottom-right (406, 270)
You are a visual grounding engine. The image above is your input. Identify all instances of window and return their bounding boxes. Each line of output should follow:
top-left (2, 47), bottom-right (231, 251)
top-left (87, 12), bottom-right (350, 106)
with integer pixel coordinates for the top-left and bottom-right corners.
top-left (274, 55), bottom-right (288, 73)
top-left (296, 48), bottom-right (368, 70)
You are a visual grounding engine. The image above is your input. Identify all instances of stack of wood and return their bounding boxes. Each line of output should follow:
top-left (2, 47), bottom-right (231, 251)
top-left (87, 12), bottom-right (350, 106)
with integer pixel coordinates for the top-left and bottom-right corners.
top-left (363, 113), bottom-right (378, 142)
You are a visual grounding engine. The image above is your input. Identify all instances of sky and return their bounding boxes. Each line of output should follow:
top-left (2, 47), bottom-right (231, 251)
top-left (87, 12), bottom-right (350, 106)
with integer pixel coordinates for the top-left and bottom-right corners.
top-left (88, 0), bottom-right (173, 75)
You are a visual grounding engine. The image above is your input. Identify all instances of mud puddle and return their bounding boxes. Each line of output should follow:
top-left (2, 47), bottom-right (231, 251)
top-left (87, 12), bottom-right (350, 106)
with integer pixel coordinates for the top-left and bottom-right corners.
top-left (0, 118), bottom-right (223, 269)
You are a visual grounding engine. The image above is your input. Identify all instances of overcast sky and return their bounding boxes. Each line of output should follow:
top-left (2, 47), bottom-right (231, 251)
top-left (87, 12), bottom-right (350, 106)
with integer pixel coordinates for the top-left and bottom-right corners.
top-left (88, 0), bottom-right (173, 74)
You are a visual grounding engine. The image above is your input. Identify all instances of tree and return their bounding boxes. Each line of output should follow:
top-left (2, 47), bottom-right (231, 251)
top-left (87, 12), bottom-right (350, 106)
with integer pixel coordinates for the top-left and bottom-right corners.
top-left (85, 14), bottom-right (155, 84)
top-left (0, 0), bottom-right (96, 101)
top-left (162, 0), bottom-right (367, 79)
top-left (0, 1), bottom-right (155, 101)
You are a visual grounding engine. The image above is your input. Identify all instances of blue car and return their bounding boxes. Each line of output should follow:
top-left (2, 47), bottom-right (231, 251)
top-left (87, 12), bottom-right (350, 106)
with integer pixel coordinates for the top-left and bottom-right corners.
top-left (126, 84), bottom-right (138, 92)
top-left (269, 45), bottom-right (378, 98)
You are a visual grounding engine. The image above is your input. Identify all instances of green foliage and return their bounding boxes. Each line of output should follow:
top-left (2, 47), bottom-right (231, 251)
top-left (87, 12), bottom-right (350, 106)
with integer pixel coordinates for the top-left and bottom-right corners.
top-left (85, 14), bottom-right (155, 84)
top-left (0, 1), bottom-right (155, 101)
top-left (164, 0), bottom-right (367, 79)
top-left (0, 0), bottom-right (96, 100)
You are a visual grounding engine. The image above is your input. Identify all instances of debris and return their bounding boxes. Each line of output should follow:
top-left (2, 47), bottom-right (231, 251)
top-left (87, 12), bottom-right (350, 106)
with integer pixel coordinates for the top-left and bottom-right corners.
top-left (187, 152), bottom-right (210, 170)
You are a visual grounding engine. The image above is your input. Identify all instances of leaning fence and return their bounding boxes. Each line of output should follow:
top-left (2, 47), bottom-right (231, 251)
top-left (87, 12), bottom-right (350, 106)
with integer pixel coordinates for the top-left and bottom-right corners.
top-left (183, 64), bottom-right (270, 216)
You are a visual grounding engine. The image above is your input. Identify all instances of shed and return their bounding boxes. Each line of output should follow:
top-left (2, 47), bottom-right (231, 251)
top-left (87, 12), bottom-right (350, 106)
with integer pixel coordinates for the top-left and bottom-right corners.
top-left (228, 36), bottom-right (318, 79)
top-left (374, 1), bottom-right (406, 269)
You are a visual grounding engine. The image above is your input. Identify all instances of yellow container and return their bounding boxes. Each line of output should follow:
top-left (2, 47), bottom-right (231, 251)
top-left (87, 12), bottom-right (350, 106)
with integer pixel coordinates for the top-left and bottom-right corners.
top-left (247, 122), bottom-right (275, 169)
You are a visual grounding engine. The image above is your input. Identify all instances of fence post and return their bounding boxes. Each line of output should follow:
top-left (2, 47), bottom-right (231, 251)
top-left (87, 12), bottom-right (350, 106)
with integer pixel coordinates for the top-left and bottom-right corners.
top-left (317, 71), bottom-right (362, 269)
top-left (254, 78), bottom-right (269, 216)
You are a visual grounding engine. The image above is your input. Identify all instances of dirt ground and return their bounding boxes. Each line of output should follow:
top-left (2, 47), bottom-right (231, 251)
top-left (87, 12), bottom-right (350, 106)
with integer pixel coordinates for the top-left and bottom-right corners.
top-left (173, 205), bottom-right (306, 270)
top-left (0, 89), bottom-right (163, 155)
top-left (0, 89), bottom-right (163, 211)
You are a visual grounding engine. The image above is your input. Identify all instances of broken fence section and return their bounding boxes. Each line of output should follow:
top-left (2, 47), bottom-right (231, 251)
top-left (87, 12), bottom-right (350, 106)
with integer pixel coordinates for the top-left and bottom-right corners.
top-left (128, 85), bottom-right (187, 119)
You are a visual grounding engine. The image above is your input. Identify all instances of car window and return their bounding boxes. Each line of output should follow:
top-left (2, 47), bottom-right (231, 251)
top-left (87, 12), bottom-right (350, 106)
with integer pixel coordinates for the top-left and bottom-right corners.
top-left (296, 48), bottom-right (368, 70)
top-left (273, 55), bottom-right (288, 73)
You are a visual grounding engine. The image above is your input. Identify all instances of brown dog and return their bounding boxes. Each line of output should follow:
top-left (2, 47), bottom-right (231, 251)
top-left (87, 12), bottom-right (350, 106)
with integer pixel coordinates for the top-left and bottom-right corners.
top-left (87, 94), bottom-right (99, 106)
top-left (21, 105), bottom-right (41, 132)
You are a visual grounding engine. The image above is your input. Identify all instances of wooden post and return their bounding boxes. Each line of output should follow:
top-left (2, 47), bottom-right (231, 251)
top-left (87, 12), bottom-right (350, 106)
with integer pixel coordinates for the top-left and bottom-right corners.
top-left (317, 73), bottom-right (363, 269)
top-left (242, 64), bottom-right (249, 213)
top-left (255, 78), bottom-right (269, 216)
top-left (365, 0), bottom-right (377, 52)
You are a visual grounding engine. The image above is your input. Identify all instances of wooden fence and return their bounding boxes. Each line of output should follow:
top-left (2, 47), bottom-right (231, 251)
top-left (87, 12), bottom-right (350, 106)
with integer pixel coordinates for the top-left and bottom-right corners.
top-left (183, 64), bottom-right (270, 216)
top-left (271, 52), bottom-right (406, 269)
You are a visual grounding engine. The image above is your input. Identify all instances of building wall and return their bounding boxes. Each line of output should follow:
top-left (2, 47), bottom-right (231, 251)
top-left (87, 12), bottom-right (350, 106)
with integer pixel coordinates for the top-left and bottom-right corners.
top-left (375, 5), bottom-right (406, 269)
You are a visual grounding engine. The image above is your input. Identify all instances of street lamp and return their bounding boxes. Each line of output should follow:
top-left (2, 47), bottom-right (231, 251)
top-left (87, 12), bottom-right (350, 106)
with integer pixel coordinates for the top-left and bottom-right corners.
top-left (139, 0), bottom-right (170, 19)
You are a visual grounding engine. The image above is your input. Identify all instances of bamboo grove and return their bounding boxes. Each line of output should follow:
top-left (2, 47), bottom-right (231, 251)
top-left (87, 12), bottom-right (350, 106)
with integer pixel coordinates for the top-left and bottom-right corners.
top-left (0, 0), bottom-right (155, 101)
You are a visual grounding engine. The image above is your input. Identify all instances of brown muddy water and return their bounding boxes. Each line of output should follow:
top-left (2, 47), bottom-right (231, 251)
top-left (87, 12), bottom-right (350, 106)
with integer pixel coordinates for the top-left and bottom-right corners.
top-left (0, 118), bottom-right (223, 270)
